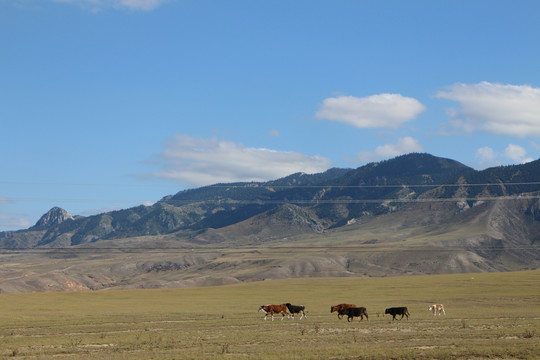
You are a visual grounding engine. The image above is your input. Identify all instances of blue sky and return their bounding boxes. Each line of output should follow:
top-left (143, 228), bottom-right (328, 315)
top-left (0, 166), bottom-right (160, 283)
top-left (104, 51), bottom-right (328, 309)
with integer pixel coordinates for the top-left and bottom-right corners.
top-left (1, 0), bottom-right (539, 231)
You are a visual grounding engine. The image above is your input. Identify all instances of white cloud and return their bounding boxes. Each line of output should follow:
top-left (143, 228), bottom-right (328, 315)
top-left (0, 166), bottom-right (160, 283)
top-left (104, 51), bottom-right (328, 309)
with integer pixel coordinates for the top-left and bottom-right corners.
top-left (0, 196), bottom-right (12, 203)
top-left (118, 0), bottom-right (165, 10)
top-left (357, 136), bottom-right (424, 163)
top-left (474, 146), bottom-right (500, 169)
top-left (50, 0), bottom-right (169, 11)
top-left (504, 144), bottom-right (534, 164)
top-left (315, 94), bottom-right (426, 129)
top-left (151, 134), bottom-right (332, 186)
top-left (475, 147), bottom-right (496, 162)
top-left (0, 215), bottom-right (32, 230)
top-left (473, 144), bottom-right (535, 169)
top-left (435, 82), bottom-right (540, 137)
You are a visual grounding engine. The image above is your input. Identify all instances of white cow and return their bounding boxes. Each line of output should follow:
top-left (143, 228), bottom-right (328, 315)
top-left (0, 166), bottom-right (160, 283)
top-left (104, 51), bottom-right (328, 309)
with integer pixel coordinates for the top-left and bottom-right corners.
top-left (428, 304), bottom-right (446, 316)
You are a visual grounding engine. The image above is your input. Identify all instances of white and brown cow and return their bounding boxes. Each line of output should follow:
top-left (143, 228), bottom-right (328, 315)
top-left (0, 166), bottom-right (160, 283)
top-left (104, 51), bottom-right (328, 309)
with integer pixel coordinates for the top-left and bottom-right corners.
top-left (428, 304), bottom-right (446, 316)
top-left (258, 304), bottom-right (290, 321)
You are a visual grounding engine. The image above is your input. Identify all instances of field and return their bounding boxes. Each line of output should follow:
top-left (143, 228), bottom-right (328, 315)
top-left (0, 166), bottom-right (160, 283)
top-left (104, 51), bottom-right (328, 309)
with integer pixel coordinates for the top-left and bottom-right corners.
top-left (0, 270), bottom-right (539, 359)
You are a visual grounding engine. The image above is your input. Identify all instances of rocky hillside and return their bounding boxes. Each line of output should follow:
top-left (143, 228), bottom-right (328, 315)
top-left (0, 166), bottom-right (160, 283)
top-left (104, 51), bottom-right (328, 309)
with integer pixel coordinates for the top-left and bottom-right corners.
top-left (1, 153), bottom-right (539, 292)
top-left (1, 153), bottom-right (540, 249)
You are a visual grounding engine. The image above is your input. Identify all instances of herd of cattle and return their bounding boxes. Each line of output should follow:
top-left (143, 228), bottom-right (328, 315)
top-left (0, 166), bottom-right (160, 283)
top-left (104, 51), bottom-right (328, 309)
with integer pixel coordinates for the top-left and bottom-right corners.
top-left (258, 303), bottom-right (446, 321)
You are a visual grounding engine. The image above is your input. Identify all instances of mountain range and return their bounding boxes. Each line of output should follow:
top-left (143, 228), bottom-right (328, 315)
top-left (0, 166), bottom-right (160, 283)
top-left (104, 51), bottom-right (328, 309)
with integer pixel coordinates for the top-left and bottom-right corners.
top-left (1, 153), bottom-right (539, 292)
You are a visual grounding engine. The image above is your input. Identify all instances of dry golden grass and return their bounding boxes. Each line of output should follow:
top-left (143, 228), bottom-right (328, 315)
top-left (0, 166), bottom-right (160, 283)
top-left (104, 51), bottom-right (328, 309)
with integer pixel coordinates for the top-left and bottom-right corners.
top-left (0, 270), bottom-right (539, 359)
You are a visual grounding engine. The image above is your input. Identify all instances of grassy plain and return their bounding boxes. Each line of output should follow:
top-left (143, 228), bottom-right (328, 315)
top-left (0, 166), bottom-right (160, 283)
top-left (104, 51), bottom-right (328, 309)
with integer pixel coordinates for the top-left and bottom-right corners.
top-left (0, 270), bottom-right (539, 359)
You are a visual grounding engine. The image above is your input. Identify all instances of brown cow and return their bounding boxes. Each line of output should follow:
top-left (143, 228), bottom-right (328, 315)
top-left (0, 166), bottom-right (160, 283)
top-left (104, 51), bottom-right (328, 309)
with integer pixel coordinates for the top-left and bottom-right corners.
top-left (330, 303), bottom-right (356, 319)
top-left (258, 304), bottom-right (290, 321)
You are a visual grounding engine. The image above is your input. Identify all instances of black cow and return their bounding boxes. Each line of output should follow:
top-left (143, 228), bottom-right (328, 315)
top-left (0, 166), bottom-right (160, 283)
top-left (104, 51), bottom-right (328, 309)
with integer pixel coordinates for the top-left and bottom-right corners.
top-left (338, 307), bottom-right (368, 322)
top-left (285, 303), bottom-right (307, 320)
top-left (331, 303), bottom-right (356, 319)
top-left (384, 307), bottom-right (410, 320)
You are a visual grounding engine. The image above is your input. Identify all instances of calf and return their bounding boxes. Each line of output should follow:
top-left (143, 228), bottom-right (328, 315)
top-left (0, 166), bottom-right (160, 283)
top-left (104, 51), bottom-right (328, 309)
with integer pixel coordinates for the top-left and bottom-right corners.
top-left (330, 303), bottom-right (356, 319)
top-left (338, 307), bottom-right (368, 322)
top-left (285, 303), bottom-right (307, 320)
top-left (428, 304), bottom-right (446, 316)
top-left (385, 307), bottom-right (410, 320)
top-left (258, 304), bottom-right (289, 321)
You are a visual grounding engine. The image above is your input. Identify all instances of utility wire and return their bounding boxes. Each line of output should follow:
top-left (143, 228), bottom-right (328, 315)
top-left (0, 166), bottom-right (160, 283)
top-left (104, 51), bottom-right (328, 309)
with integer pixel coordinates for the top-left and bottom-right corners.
top-left (1, 245), bottom-right (538, 254)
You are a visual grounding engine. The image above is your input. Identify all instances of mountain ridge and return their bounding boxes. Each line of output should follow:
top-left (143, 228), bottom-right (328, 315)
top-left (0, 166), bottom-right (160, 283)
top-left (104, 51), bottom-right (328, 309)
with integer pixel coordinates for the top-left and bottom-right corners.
top-left (2, 153), bottom-right (539, 249)
top-left (1, 153), bottom-right (539, 292)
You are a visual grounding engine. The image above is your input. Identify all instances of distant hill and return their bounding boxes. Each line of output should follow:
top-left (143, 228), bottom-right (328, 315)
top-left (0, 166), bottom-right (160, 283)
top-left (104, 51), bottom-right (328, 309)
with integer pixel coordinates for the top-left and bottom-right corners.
top-left (1, 153), bottom-right (539, 292)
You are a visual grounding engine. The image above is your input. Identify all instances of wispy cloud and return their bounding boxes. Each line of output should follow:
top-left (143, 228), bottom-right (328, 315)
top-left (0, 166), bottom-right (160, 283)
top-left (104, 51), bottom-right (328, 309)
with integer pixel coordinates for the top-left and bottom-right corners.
top-left (50, 0), bottom-right (170, 11)
top-left (357, 136), bottom-right (424, 163)
top-left (0, 215), bottom-right (32, 230)
top-left (150, 134), bottom-right (332, 187)
top-left (436, 82), bottom-right (540, 137)
top-left (315, 94), bottom-right (426, 129)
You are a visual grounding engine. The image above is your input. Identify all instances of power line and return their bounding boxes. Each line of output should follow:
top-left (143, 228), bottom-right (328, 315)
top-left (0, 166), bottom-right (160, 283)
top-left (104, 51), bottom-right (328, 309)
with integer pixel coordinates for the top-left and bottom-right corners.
top-left (162, 195), bottom-right (540, 205)
top-left (1, 245), bottom-right (538, 255)
top-left (3, 180), bottom-right (540, 189)
top-left (0, 180), bottom-right (172, 188)
top-left (4, 194), bottom-right (540, 206)
top-left (3, 180), bottom-right (540, 204)
top-left (207, 181), bottom-right (540, 188)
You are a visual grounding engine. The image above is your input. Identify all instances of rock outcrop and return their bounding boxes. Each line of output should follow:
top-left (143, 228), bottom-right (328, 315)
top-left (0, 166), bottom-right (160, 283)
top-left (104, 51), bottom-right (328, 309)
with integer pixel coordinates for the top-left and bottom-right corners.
top-left (34, 207), bottom-right (73, 228)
